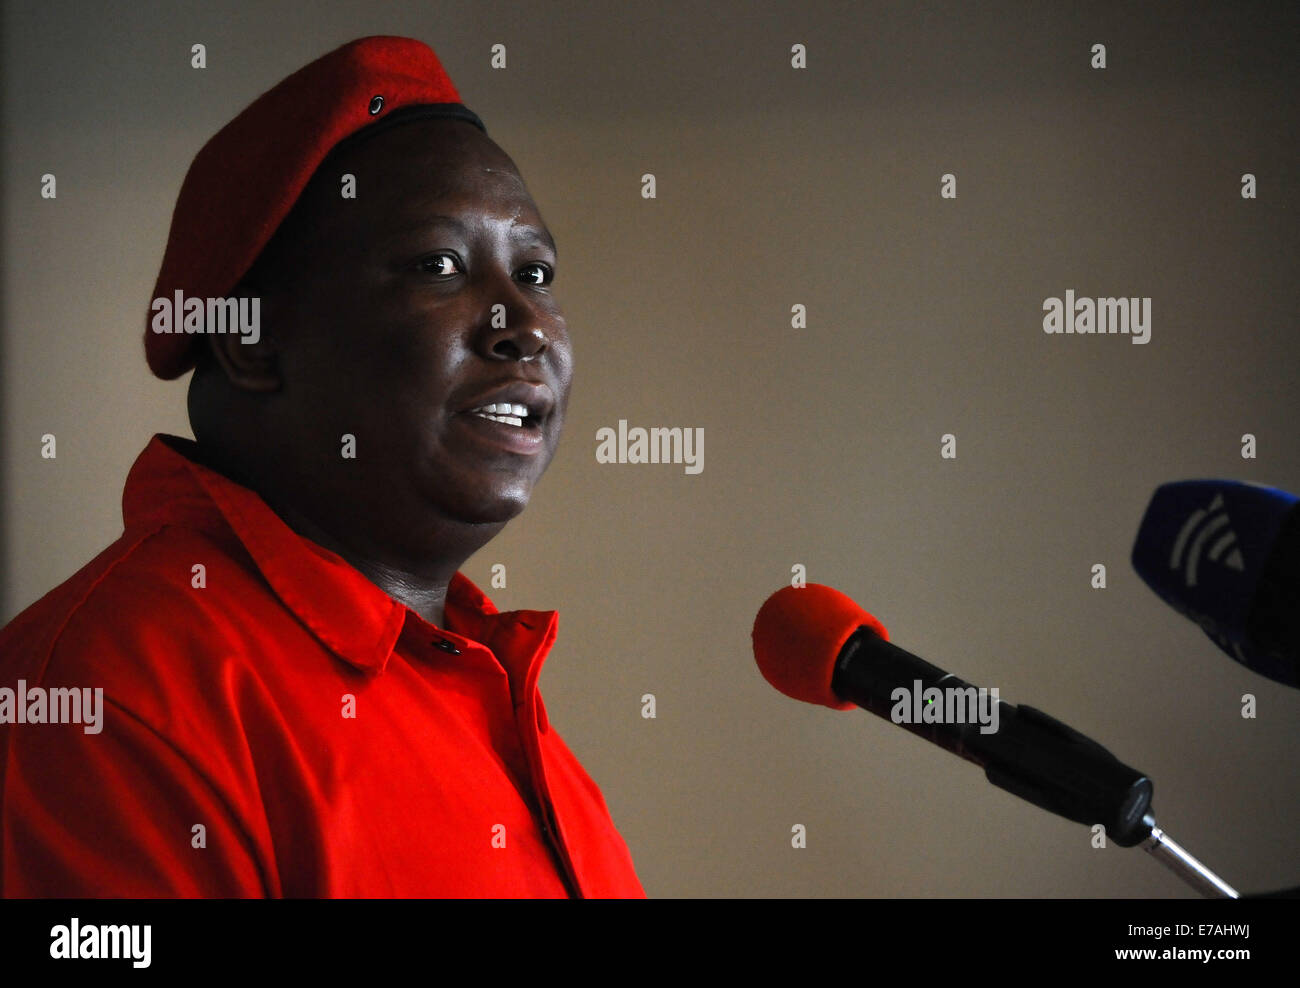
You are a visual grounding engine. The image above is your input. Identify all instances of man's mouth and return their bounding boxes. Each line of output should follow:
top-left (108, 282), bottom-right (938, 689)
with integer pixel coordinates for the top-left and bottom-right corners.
top-left (466, 402), bottom-right (536, 428)
top-left (456, 381), bottom-right (555, 455)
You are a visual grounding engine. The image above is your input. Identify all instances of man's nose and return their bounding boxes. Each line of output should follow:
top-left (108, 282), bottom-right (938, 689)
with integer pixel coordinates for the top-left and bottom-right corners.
top-left (491, 324), bottom-right (549, 362)
top-left (477, 279), bottom-right (565, 363)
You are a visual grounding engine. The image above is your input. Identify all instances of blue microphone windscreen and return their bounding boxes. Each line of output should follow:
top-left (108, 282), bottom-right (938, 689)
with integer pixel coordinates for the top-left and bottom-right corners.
top-left (1132, 479), bottom-right (1298, 686)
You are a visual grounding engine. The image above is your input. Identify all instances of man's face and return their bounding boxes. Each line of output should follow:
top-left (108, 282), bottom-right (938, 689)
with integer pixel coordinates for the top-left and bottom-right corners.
top-left (258, 119), bottom-right (572, 557)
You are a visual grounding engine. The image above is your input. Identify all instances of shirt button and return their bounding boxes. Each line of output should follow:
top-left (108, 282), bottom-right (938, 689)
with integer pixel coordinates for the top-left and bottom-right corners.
top-left (433, 638), bottom-right (461, 655)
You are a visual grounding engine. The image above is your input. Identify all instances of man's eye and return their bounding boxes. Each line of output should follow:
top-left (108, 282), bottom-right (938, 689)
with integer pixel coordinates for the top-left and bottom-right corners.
top-left (517, 263), bottom-right (552, 286)
top-left (418, 254), bottom-right (461, 276)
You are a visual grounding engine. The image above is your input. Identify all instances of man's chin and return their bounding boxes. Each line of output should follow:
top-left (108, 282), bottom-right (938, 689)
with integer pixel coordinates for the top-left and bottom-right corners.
top-left (449, 488), bottom-right (532, 527)
top-left (466, 503), bottom-right (527, 526)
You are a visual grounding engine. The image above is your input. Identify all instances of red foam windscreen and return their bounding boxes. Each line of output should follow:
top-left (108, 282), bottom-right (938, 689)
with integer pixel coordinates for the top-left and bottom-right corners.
top-left (752, 584), bottom-right (889, 710)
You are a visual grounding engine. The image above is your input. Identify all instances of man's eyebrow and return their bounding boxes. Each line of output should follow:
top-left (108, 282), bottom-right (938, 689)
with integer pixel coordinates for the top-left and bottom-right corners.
top-left (395, 214), bottom-right (557, 254)
top-left (396, 214), bottom-right (467, 236)
top-left (526, 226), bottom-right (558, 255)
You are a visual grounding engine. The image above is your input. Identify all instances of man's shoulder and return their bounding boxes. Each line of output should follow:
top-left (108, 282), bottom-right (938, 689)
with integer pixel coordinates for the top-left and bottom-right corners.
top-left (0, 520), bottom-right (268, 689)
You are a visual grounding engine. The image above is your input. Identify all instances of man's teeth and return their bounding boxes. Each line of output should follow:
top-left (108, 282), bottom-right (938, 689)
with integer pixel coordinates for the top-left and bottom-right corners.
top-left (469, 402), bottom-right (530, 427)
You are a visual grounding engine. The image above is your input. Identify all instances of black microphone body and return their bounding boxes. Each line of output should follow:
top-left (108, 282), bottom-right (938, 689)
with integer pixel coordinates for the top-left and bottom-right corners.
top-left (832, 627), bottom-right (1155, 847)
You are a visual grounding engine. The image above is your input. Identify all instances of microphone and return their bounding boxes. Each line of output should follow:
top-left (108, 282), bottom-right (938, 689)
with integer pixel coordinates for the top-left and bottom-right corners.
top-left (753, 583), bottom-right (1239, 896)
top-left (1131, 479), bottom-right (1299, 688)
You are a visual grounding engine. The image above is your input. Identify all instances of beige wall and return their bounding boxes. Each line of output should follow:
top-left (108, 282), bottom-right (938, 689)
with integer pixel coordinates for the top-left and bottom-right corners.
top-left (3, 0), bottom-right (1298, 896)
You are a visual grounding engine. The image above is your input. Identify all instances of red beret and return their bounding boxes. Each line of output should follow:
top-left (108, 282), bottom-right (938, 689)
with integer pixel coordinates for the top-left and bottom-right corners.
top-left (146, 35), bottom-right (484, 379)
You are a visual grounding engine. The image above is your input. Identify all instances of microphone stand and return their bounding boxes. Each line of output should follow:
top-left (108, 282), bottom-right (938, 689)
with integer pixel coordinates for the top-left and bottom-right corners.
top-left (1139, 818), bottom-right (1238, 898)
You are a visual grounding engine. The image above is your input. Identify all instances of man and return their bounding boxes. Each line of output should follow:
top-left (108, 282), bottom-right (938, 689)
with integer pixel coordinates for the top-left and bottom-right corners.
top-left (0, 36), bottom-right (644, 897)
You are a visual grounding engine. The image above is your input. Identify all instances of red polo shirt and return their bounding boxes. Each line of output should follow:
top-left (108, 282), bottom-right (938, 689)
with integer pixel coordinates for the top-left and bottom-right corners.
top-left (0, 436), bottom-right (644, 898)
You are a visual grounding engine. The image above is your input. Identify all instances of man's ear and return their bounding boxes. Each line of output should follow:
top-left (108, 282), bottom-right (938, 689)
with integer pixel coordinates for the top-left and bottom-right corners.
top-left (204, 288), bottom-right (281, 393)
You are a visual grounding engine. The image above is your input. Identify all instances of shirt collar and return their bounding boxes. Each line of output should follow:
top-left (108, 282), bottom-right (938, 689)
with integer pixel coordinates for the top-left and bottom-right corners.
top-left (122, 435), bottom-right (558, 679)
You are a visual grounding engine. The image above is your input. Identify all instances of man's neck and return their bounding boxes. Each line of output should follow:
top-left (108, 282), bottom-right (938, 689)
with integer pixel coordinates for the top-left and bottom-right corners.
top-left (173, 434), bottom-right (477, 628)
top-left (271, 502), bottom-right (459, 628)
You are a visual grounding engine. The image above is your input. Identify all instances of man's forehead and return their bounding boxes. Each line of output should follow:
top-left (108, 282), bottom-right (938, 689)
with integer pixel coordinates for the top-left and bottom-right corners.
top-left (280, 120), bottom-right (546, 253)
top-left (306, 121), bottom-right (526, 216)
top-left (333, 118), bottom-right (519, 183)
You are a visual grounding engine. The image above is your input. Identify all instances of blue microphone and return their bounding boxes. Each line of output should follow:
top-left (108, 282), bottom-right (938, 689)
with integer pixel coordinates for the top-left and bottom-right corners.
top-left (1132, 479), bottom-right (1300, 688)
